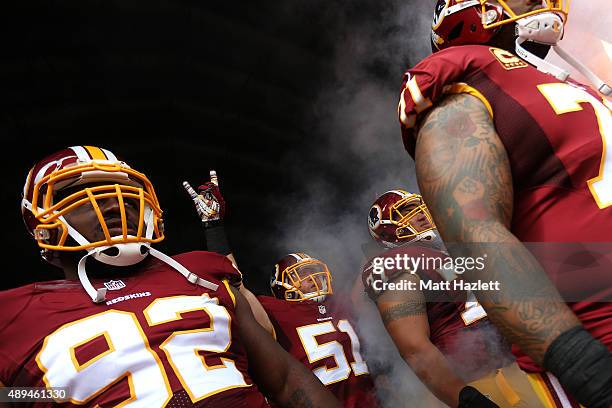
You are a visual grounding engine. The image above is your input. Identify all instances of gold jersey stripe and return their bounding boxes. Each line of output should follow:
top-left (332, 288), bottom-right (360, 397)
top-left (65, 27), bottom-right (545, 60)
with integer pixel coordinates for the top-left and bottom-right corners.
top-left (494, 369), bottom-right (521, 407)
top-left (271, 325), bottom-right (277, 340)
top-left (526, 373), bottom-right (558, 408)
top-left (223, 279), bottom-right (236, 307)
top-left (444, 83), bottom-right (494, 119)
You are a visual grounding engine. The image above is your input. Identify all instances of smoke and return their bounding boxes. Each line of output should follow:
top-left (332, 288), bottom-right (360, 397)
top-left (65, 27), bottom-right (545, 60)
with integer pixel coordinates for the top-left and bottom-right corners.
top-left (267, 1), bottom-right (443, 406)
top-left (258, 1), bottom-right (608, 406)
top-left (356, 299), bottom-right (440, 407)
top-left (272, 0), bottom-right (433, 281)
top-left (546, 0), bottom-right (612, 91)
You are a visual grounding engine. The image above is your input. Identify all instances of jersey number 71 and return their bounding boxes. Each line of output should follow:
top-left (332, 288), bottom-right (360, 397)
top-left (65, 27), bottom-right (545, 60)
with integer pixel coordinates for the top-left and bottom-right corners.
top-left (538, 83), bottom-right (612, 209)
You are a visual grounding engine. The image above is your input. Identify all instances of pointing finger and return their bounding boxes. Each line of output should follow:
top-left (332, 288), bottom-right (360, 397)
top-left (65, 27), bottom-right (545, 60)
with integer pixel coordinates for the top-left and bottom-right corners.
top-left (182, 181), bottom-right (199, 200)
top-left (209, 170), bottom-right (219, 187)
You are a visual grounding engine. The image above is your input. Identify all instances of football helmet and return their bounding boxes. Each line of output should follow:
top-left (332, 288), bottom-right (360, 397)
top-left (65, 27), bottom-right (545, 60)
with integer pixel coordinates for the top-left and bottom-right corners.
top-left (21, 146), bottom-right (218, 302)
top-left (431, 0), bottom-right (570, 52)
top-left (368, 190), bottom-right (436, 248)
top-left (271, 253), bottom-right (333, 303)
top-left (22, 146), bottom-right (164, 261)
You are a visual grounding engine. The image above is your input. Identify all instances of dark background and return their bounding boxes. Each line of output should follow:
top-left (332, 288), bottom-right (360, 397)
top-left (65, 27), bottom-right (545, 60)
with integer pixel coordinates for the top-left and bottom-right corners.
top-left (2, 0), bottom-right (433, 293)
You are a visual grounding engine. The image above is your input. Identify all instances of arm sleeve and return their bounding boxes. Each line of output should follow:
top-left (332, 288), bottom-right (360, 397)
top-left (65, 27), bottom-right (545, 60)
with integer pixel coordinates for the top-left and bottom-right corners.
top-left (202, 221), bottom-right (231, 256)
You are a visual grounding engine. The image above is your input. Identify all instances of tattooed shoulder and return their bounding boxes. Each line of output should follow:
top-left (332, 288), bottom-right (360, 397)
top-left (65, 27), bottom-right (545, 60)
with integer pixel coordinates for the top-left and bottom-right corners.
top-left (380, 301), bottom-right (426, 325)
top-left (414, 93), bottom-right (513, 240)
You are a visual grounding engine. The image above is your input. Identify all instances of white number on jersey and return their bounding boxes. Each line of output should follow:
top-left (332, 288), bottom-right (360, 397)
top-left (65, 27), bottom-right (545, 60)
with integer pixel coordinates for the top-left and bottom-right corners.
top-left (538, 83), bottom-right (612, 208)
top-left (36, 294), bottom-right (248, 406)
top-left (296, 320), bottom-right (369, 386)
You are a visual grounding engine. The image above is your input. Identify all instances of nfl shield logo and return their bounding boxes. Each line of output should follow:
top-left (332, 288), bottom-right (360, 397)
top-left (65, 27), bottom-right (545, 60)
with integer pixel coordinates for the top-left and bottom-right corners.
top-left (318, 305), bottom-right (326, 315)
top-left (104, 280), bottom-right (126, 291)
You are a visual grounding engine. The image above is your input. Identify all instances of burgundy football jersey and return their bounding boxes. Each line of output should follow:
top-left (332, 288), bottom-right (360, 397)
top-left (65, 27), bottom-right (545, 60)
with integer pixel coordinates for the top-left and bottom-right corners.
top-left (257, 295), bottom-right (379, 408)
top-left (0, 251), bottom-right (270, 407)
top-left (398, 44), bottom-right (612, 372)
top-left (362, 244), bottom-right (511, 379)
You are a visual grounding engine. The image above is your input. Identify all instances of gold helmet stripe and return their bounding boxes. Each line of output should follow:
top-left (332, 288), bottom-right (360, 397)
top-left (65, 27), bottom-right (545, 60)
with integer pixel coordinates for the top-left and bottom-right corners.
top-left (84, 146), bottom-right (109, 161)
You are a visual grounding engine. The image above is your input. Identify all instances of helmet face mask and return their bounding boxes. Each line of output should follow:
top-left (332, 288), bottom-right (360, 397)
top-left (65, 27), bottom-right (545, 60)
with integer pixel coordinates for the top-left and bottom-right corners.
top-left (271, 254), bottom-right (333, 303)
top-left (485, 1), bottom-right (569, 29)
top-left (22, 147), bottom-right (164, 259)
top-left (390, 195), bottom-right (436, 241)
top-left (21, 146), bottom-right (223, 304)
top-left (368, 190), bottom-right (437, 248)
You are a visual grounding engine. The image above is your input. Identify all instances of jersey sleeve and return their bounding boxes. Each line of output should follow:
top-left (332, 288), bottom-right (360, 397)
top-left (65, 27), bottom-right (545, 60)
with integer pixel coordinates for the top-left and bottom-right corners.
top-left (255, 295), bottom-right (280, 312)
top-left (219, 256), bottom-right (243, 287)
top-left (398, 45), bottom-right (497, 156)
top-left (176, 251), bottom-right (243, 287)
top-left (0, 285), bottom-right (36, 384)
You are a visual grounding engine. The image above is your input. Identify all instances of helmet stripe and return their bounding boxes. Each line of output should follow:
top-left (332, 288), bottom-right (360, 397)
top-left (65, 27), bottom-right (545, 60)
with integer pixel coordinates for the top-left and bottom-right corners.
top-left (101, 148), bottom-right (118, 161)
top-left (70, 146), bottom-right (91, 162)
top-left (23, 168), bottom-right (33, 196)
top-left (84, 146), bottom-right (108, 160)
top-left (389, 189), bottom-right (410, 197)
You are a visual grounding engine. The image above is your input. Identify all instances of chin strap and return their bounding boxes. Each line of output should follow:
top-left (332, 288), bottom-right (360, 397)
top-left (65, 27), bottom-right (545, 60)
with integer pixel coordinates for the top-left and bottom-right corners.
top-left (514, 13), bottom-right (611, 96)
top-left (148, 248), bottom-right (219, 291)
top-left (552, 45), bottom-right (612, 96)
top-left (78, 246), bottom-right (219, 303)
top-left (78, 250), bottom-right (109, 303)
top-left (396, 229), bottom-right (438, 247)
top-left (516, 39), bottom-right (612, 96)
top-left (515, 38), bottom-right (569, 81)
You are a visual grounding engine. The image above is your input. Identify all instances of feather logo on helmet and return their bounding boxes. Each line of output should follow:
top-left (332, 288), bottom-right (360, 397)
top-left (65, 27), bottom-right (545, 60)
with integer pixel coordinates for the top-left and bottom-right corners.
top-left (368, 205), bottom-right (381, 229)
top-left (432, 0), bottom-right (447, 29)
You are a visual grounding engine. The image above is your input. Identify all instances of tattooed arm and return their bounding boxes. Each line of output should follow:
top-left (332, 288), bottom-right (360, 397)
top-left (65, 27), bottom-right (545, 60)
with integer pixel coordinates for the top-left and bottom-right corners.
top-left (233, 286), bottom-right (341, 408)
top-left (414, 93), bottom-right (580, 366)
top-left (377, 273), bottom-right (466, 407)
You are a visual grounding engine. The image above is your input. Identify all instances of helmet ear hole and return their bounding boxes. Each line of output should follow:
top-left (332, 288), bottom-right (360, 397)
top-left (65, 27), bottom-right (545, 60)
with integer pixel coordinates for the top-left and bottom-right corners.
top-left (448, 22), bottom-right (464, 41)
top-left (102, 247), bottom-right (120, 257)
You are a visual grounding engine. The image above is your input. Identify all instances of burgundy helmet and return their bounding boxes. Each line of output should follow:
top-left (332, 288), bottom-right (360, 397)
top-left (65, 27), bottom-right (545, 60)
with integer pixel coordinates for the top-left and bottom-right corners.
top-left (368, 190), bottom-right (436, 248)
top-left (430, 0), bottom-right (569, 52)
top-left (271, 253), bottom-right (333, 303)
top-left (19, 146), bottom-right (224, 304)
top-left (21, 146), bottom-right (164, 266)
top-left (431, 0), bottom-right (505, 51)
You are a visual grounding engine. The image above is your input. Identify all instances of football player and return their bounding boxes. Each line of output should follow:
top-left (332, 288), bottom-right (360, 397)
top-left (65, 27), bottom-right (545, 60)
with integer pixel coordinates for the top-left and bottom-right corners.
top-left (0, 146), bottom-right (341, 407)
top-left (183, 179), bottom-right (380, 408)
top-left (360, 189), bottom-right (545, 408)
top-left (397, 1), bottom-right (612, 407)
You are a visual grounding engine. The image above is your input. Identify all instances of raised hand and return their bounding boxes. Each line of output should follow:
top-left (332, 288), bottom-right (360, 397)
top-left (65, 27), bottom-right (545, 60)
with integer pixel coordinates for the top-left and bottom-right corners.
top-left (183, 170), bottom-right (226, 224)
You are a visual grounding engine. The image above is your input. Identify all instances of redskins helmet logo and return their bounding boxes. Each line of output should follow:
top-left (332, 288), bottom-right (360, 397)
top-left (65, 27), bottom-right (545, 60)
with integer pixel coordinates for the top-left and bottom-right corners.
top-left (432, 0), bottom-right (448, 29)
top-left (272, 263), bottom-right (280, 285)
top-left (368, 205), bottom-right (381, 229)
